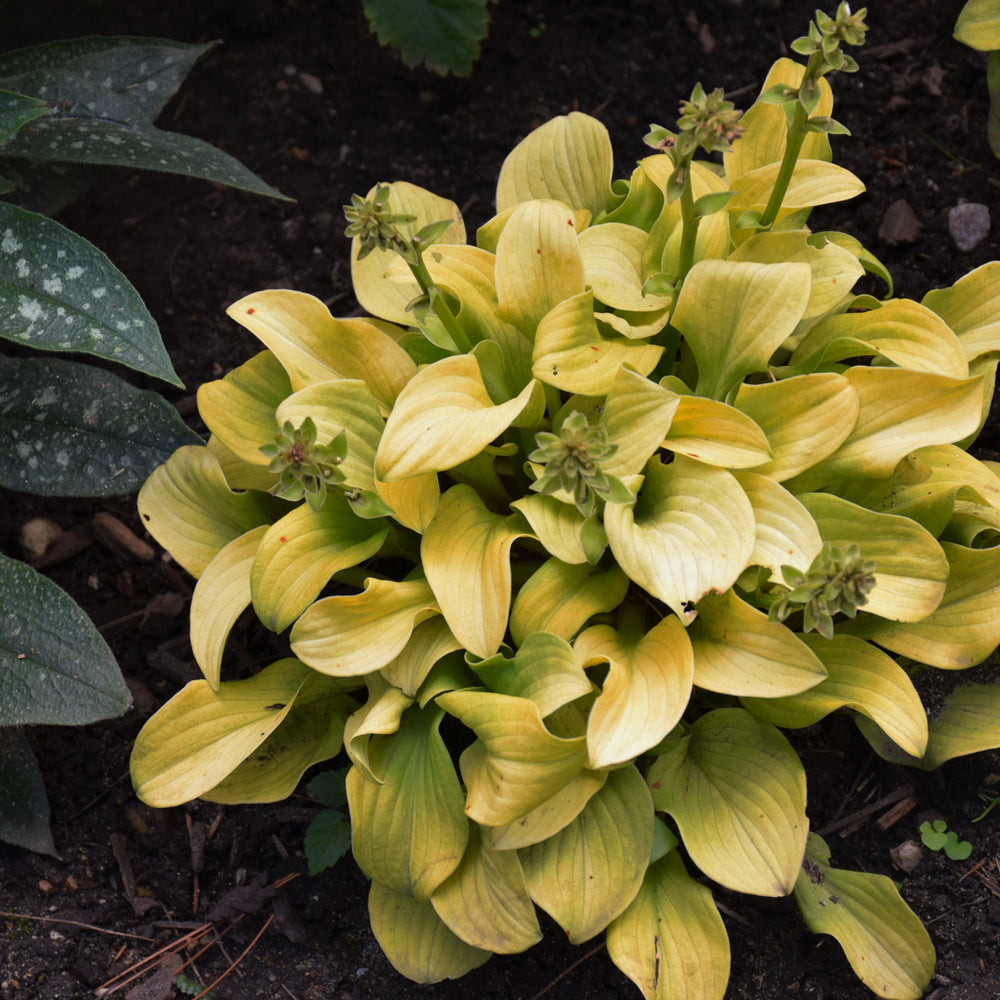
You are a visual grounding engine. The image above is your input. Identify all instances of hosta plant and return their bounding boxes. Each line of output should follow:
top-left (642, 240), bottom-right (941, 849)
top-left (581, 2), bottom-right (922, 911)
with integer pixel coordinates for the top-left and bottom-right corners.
top-left (132, 7), bottom-right (1000, 999)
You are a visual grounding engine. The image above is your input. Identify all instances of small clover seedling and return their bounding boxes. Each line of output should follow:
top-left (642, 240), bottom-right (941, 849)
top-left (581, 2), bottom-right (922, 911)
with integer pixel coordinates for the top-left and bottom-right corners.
top-left (919, 819), bottom-right (972, 861)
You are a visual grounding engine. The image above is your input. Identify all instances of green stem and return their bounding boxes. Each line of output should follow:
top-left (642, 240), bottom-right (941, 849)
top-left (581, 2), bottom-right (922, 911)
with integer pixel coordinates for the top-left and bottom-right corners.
top-left (676, 174), bottom-right (699, 288)
top-left (404, 242), bottom-right (473, 353)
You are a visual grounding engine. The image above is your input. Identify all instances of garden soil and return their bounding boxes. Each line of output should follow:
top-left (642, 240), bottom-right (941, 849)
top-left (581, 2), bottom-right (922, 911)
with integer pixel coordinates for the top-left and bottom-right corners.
top-left (2, 1), bottom-right (1000, 998)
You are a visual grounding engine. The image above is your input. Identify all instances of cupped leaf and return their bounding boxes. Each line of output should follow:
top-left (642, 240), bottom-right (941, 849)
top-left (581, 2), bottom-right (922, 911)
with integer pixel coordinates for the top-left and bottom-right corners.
top-left (344, 673), bottom-right (414, 783)
top-left (607, 850), bottom-right (731, 1000)
top-left (375, 470), bottom-right (440, 532)
top-left (511, 494), bottom-right (607, 565)
top-left (576, 617), bottom-right (694, 769)
top-left (137, 445), bottom-right (271, 579)
top-left (347, 706), bottom-right (468, 899)
top-left (381, 617), bottom-right (464, 698)
top-left (0, 356), bottom-right (200, 496)
top-left (604, 456), bottom-right (755, 623)
top-left (600, 368), bottom-right (682, 479)
top-left (578, 222), bottom-right (671, 312)
top-left (0, 204), bottom-right (181, 382)
top-left (520, 764), bottom-right (654, 943)
top-left (922, 261), bottom-right (1000, 362)
top-left (794, 833), bottom-right (935, 1000)
top-left (647, 708), bottom-right (808, 897)
top-left (662, 394), bottom-right (772, 469)
top-left (743, 634), bottom-right (928, 759)
top-left (290, 577), bottom-right (440, 677)
top-left (496, 111), bottom-right (613, 217)
top-left (130, 658), bottom-right (311, 807)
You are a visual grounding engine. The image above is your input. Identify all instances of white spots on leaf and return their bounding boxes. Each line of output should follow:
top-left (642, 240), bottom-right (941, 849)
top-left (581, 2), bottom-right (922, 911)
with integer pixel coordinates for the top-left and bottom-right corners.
top-left (91, 287), bottom-right (107, 299)
top-left (16, 441), bottom-right (31, 459)
top-left (2, 229), bottom-right (23, 254)
top-left (146, 80), bottom-right (157, 92)
top-left (42, 277), bottom-right (63, 295)
top-left (15, 259), bottom-right (29, 279)
top-left (18, 298), bottom-right (44, 322)
top-left (66, 266), bottom-right (84, 279)
top-left (55, 451), bottom-right (70, 467)
top-left (33, 386), bottom-right (59, 407)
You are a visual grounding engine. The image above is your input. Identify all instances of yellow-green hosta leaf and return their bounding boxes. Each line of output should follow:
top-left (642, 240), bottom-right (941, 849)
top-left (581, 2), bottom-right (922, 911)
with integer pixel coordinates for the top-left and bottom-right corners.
top-left (250, 493), bottom-right (388, 633)
top-left (496, 111), bottom-right (613, 217)
top-left (520, 764), bottom-right (654, 943)
top-left (350, 181), bottom-right (466, 324)
top-left (420, 243), bottom-right (504, 349)
top-left (921, 679), bottom-right (1000, 770)
top-left (510, 559), bottom-right (630, 645)
top-left (648, 708), bottom-right (807, 896)
top-left (376, 354), bottom-right (537, 481)
top-left (799, 493), bottom-right (948, 623)
top-left (954, 0), bottom-right (1000, 50)
top-left (381, 617), bottom-right (463, 698)
top-left (597, 305), bottom-right (673, 341)
top-left (844, 541), bottom-right (1000, 668)
top-left (201, 677), bottom-right (356, 804)
top-left (923, 261), bottom-right (1000, 361)
top-left (130, 658), bottom-right (311, 807)
top-left (347, 706), bottom-right (467, 899)
top-left (743, 634), bottom-right (928, 759)
top-left (600, 368), bottom-right (682, 479)
top-left (197, 350), bottom-right (291, 466)
top-left (375, 471), bottom-right (440, 532)
top-left (290, 578), bottom-right (440, 676)
top-left (440, 690), bottom-right (589, 826)
top-left (671, 259), bottom-right (812, 399)
top-left (733, 373), bottom-right (858, 482)
top-left (422, 484), bottom-right (528, 658)
top-left (688, 590), bottom-right (826, 698)
top-left (794, 833), bottom-right (935, 1000)
top-left (190, 526), bottom-right (267, 689)
top-left (576, 617), bottom-right (694, 769)
top-left (471, 631), bottom-right (593, 718)
top-left (368, 881), bottom-right (490, 983)
top-left (486, 768), bottom-right (607, 850)
top-left (344, 673), bottom-right (414, 783)
top-left (607, 850), bottom-right (731, 1000)
top-left (578, 222), bottom-right (671, 313)
top-left (137, 445), bottom-right (271, 579)
top-left (663, 394), bottom-right (772, 469)
top-left (206, 434), bottom-right (278, 492)
top-left (605, 456), bottom-right (755, 623)
top-left (731, 159), bottom-right (865, 214)
top-left (226, 289), bottom-right (416, 408)
top-left (430, 823), bottom-right (542, 954)
top-left (791, 300), bottom-right (970, 380)
top-left (532, 290), bottom-right (662, 394)
top-left (511, 494), bottom-right (607, 564)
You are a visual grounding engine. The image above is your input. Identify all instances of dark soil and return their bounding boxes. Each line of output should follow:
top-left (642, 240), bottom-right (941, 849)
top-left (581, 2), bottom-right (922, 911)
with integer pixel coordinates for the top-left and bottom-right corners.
top-left (2, 1), bottom-right (1000, 998)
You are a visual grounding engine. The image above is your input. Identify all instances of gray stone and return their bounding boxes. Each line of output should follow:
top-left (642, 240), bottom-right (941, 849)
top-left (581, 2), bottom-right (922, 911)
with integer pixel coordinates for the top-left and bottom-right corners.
top-left (878, 198), bottom-right (921, 245)
top-left (947, 201), bottom-right (991, 252)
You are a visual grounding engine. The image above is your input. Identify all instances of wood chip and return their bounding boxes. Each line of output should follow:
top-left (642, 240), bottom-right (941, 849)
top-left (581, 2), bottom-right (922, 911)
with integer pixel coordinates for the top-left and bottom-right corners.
top-left (92, 512), bottom-right (156, 563)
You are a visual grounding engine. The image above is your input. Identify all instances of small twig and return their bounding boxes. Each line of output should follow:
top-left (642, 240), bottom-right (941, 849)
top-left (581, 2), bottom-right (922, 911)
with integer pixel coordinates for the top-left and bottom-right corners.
top-left (96, 923), bottom-right (213, 995)
top-left (0, 911), bottom-right (155, 942)
top-left (526, 941), bottom-right (606, 1000)
top-left (958, 857), bottom-right (989, 882)
top-left (191, 913), bottom-right (274, 1000)
top-left (816, 784), bottom-right (913, 838)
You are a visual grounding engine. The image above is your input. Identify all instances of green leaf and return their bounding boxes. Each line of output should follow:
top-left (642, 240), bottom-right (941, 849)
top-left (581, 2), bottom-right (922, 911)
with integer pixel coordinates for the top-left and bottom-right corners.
top-left (0, 89), bottom-right (49, 143)
top-left (662, 394), bottom-right (772, 469)
top-left (920, 679), bottom-right (1000, 770)
top-left (0, 726), bottom-right (56, 856)
top-left (0, 356), bottom-right (200, 496)
top-left (511, 494), bottom-right (607, 565)
top-left (304, 807), bottom-right (352, 875)
top-left (0, 203), bottom-right (180, 384)
top-left (344, 674), bottom-right (414, 782)
top-left (607, 850), bottom-right (731, 1000)
top-left (794, 833), bottom-right (935, 1000)
top-left (578, 223), bottom-right (672, 313)
top-left (648, 708), bottom-right (807, 897)
top-left (0, 552), bottom-right (129, 727)
top-left (362, 0), bottom-right (493, 76)
top-left (954, 0), bottom-right (1000, 50)
top-left (922, 261), bottom-right (1000, 362)
top-left (729, 159), bottom-right (865, 214)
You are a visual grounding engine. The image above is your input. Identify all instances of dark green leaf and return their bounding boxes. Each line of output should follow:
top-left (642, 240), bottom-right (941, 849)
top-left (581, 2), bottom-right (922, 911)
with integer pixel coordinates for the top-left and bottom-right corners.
top-left (304, 807), bottom-right (352, 875)
top-left (0, 202), bottom-right (180, 384)
top-left (307, 767), bottom-right (348, 808)
top-left (0, 726), bottom-right (57, 856)
top-left (0, 356), bottom-right (201, 496)
top-left (757, 83), bottom-right (798, 106)
top-left (0, 157), bottom-right (103, 215)
top-left (0, 552), bottom-right (130, 727)
top-left (0, 89), bottom-right (49, 143)
top-left (805, 115), bottom-right (851, 136)
top-left (692, 190), bottom-right (736, 218)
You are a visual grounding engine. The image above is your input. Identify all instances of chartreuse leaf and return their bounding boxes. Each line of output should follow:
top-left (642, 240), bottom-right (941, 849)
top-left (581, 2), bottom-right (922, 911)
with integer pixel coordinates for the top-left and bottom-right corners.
top-left (743, 635), bottom-right (928, 759)
top-left (733, 373), bottom-right (858, 482)
top-left (430, 823), bottom-right (542, 953)
top-left (250, 494), bottom-right (389, 633)
top-left (790, 300), bottom-right (970, 379)
top-left (730, 159), bottom-right (865, 215)
top-left (607, 850), bottom-right (731, 1000)
top-left (375, 471), bottom-right (440, 532)
top-left (350, 181), bottom-right (465, 324)
top-left (600, 368), bottom-right (682, 479)
top-left (799, 493), bottom-right (948, 622)
top-left (520, 764), bottom-right (654, 943)
top-left (578, 223), bottom-right (672, 313)
top-left (604, 456), bottom-right (755, 623)
top-left (670, 259), bottom-right (811, 399)
top-left (422, 484), bottom-right (528, 658)
top-left (662, 394), bottom-right (772, 469)
top-left (344, 673), bottom-right (413, 783)
top-left (794, 833), bottom-right (934, 1000)
top-left (511, 494), bottom-right (607, 565)
top-left (920, 679), bottom-right (1000, 770)
top-left (200, 677), bottom-right (357, 803)
top-left (648, 708), bottom-right (807, 897)
top-left (687, 590), bottom-right (826, 698)
top-left (137, 445), bottom-right (271, 579)
top-left (495, 199), bottom-right (586, 337)
top-left (368, 882), bottom-right (490, 983)
top-left (376, 355), bottom-right (536, 481)
top-left (845, 541), bottom-right (1000, 668)
top-left (954, 0), bottom-right (1000, 50)
top-left (382, 617), bottom-right (463, 697)
top-left (923, 261), bottom-right (1000, 361)
top-left (440, 690), bottom-right (589, 826)
top-left (575, 617), bottom-right (694, 769)
top-left (197, 350), bottom-right (291, 466)
top-left (532, 290), bottom-right (662, 394)
top-left (190, 526), bottom-right (268, 689)
top-left (496, 111), bottom-right (613, 218)
top-left (510, 559), bottom-right (629, 645)
top-left (131, 658), bottom-right (311, 807)
top-left (226, 290), bottom-right (415, 407)
top-left (347, 706), bottom-right (467, 899)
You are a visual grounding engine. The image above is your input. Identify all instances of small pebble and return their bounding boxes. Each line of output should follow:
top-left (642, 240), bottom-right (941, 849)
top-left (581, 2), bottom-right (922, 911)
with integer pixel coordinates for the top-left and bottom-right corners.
top-left (948, 201), bottom-right (990, 252)
top-left (19, 517), bottom-right (62, 561)
top-left (299, 71), bottom-right (323, 94)
top-left (878, 198), bottom-right (921, 245)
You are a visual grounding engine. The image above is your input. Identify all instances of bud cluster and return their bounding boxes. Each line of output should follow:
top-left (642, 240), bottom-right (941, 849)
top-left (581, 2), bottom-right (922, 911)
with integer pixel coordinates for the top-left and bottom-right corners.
top-left (260, 417), bottom-right (347, 510)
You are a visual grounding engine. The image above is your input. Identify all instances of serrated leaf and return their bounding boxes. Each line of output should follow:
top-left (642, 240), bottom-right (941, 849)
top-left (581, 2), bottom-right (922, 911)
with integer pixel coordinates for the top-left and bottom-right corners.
top-left (0, 356), bottom-right (200, 496)
top-left (304, 808), bottom-right (352, 875)
top-left (0, 726), bottom-right (56, 856)
top-left (0, 203), bottom-right (179, 383)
